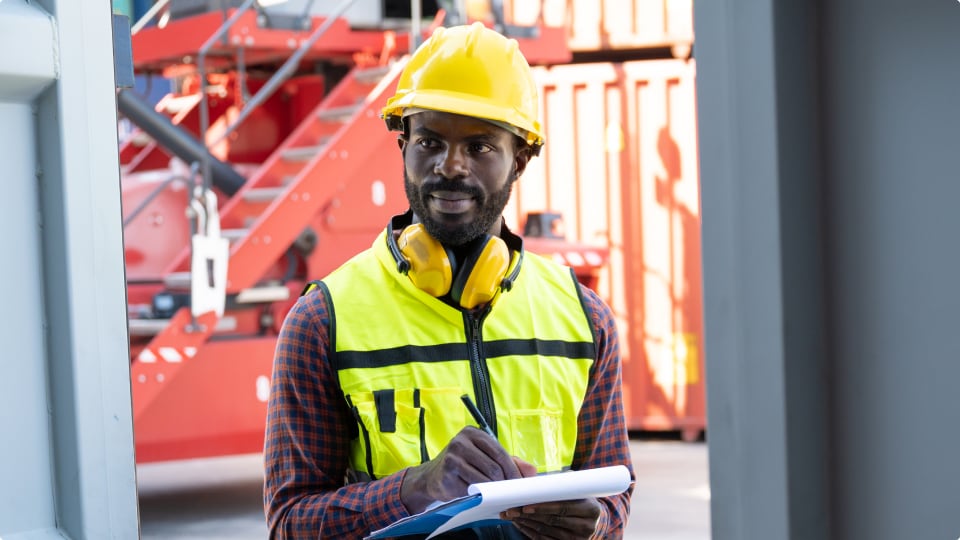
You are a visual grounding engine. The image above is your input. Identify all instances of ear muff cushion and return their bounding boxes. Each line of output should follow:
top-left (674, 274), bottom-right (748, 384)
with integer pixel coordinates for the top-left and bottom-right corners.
top-left (397, 224), bottom-right (456, 297)
top-left (451, 236), bottom-right (510, 309)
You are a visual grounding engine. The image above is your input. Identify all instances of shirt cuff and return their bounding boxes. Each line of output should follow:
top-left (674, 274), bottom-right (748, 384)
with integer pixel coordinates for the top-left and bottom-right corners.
top-left (362, 469), bottom-right (412, 533)
top-left (590, 503), bottom-right (611, 540)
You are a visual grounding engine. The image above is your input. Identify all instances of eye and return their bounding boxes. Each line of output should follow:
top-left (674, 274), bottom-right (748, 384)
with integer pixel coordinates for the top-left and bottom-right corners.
top-left (417, 138), bottom-right (441, 149)
top-left (468, 142), bottom-right (494, 154)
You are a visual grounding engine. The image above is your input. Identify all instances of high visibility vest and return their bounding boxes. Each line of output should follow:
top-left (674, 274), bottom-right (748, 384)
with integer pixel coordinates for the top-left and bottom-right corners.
top-left (319, 230), bottom-right (596, 480)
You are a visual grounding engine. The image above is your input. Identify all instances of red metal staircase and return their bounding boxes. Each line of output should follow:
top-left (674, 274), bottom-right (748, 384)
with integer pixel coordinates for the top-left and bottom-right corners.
top-left (127, 60), bottom-right (409, 461)
top-left (161, 61), bottom-right (406, 294)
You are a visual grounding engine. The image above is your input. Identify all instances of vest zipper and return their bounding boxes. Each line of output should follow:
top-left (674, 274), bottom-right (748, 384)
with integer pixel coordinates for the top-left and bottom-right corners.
top-left (464, 307), bottom-right (509, 540)
top-left (464, 307), bottom-right (496, 437)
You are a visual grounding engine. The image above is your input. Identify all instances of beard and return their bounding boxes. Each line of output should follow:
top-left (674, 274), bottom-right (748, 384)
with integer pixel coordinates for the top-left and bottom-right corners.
top-left (404, 171), bottom-right (514, 246)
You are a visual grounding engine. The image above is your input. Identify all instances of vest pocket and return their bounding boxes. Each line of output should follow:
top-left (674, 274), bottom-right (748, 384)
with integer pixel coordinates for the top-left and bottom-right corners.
top-left (508, 409), bottom-right (563, 472)
top-left (418, 387), bottom-right (471, 459)
top-left (349, 390), bottom-right (425, 478)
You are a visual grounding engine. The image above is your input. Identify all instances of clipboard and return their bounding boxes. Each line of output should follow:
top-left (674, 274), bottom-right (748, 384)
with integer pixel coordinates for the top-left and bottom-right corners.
top-left (364, 465), bottom-right (631, 539)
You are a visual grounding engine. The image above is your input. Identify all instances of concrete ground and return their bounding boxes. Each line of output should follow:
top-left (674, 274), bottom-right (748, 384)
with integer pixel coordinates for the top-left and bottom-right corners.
top-left (137, 440), bottom-right (710, 539)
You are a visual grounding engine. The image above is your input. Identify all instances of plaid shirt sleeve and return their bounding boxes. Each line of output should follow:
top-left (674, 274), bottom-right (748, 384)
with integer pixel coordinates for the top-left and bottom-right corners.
top-left (263, 283), bottom-right (635, 539)
top-left (263, 291), bottom-right (412, 539)
top-left (575, 284), bottom-right (635, 538)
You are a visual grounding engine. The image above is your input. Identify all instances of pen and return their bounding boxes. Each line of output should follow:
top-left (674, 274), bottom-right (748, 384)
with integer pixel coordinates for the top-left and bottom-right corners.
top-left (460, 394), bottom-right (496, 438)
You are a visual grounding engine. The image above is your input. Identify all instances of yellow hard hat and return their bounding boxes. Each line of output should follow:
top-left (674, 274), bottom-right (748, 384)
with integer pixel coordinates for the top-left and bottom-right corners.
top-left (382, 22), bottom-right (544, 150)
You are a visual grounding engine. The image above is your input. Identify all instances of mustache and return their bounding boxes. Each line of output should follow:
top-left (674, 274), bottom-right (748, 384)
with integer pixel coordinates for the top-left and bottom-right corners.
top-left (420, 180), bottom-right (483, 200)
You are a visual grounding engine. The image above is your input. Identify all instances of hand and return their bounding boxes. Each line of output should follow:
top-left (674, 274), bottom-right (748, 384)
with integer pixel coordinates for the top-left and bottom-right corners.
top-left (400, 427), bottom-right (536, 514)
top-left (501, 498), bottom-right (603, 539)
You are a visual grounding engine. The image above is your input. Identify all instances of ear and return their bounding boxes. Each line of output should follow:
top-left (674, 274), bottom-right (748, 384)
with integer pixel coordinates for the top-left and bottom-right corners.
top-left (512, 146), bottom-right (533, 180)
top-left (397, 135), bottom-right (408, 152)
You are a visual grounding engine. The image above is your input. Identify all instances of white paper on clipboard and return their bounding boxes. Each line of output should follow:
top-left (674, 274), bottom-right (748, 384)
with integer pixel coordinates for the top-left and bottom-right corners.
top-left (426, 465), bottom-right (632, 538)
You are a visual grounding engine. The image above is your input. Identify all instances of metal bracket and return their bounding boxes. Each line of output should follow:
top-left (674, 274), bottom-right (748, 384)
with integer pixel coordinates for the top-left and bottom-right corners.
top-left (112, 14), bottom-right (135, 89)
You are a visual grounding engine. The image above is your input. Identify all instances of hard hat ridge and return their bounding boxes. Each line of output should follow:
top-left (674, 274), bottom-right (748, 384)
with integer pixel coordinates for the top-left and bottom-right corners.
top-left (426, 26), bottom-right (445, 55)
top-left (464, 24), bottom-right (481, 56)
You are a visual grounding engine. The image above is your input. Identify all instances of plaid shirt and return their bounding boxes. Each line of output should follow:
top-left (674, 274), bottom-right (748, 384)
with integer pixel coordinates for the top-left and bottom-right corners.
top-left (264, 280), bottom-right (634, 539)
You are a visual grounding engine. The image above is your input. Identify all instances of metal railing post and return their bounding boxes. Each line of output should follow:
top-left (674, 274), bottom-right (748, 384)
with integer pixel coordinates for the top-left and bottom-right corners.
top-left (122, 174), bottom-right (190, 228)
top-left (197, 0), bottom-right (258, 192)
top-left (411, 0), bottom-right (422, 51)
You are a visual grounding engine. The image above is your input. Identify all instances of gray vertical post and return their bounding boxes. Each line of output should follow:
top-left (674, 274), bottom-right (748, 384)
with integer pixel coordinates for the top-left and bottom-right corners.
top-left (697, 0), bottom-right (960, 538)
top-left (694, 0), bottom-right (830, 538)
top-left (0, 0), bottom-right (139, 538)
top-left (819, 1), bottom-right (960, 538)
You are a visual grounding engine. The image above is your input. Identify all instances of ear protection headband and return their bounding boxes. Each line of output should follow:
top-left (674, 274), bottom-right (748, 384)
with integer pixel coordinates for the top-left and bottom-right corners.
top-left (387, 221), bottom-right (521, 309)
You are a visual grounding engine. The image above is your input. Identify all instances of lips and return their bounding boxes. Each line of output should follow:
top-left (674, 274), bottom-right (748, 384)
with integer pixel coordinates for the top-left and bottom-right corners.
top-left (428, 191), bottom-right (476, 214)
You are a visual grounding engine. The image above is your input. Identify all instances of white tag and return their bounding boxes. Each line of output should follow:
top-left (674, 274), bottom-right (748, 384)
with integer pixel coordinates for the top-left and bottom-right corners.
top-left (190, 233), bottom-right (229, 317)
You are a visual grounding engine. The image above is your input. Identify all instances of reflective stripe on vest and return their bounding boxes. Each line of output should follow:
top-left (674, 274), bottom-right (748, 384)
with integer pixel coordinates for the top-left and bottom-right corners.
top-left (321, 230), bottom-right (596, 479)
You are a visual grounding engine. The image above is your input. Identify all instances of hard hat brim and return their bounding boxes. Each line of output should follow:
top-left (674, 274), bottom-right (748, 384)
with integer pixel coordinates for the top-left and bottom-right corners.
top-left (382, 90), bottom-right (544, 148)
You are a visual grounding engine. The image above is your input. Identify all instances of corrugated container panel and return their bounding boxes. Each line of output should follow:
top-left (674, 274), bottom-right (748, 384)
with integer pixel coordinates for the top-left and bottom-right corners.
top-left (506, 59), bottom-right (704, 436)
top-left (504, 0), bottom-right (694, 53)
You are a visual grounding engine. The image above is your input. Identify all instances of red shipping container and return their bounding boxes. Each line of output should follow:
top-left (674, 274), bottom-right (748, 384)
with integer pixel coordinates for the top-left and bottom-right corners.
top-left (504, 60), bottom-right (705, 438)
top-left (505, 0), bottom-right (694, 55)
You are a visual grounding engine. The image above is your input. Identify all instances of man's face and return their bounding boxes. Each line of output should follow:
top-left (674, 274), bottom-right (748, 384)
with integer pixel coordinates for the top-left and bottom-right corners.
top-left (400, 111), bottom-right (529, 246)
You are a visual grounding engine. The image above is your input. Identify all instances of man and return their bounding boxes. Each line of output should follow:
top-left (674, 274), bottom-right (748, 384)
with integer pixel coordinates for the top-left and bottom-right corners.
top-left (264, 23), bottom-right (634, 539)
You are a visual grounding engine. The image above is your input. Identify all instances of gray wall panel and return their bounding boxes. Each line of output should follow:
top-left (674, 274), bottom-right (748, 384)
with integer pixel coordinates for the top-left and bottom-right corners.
top-left (0, 100), bottom-right (57, 537)
top-left (822, 1), bottom-right (960, 538)
top-left (698, 0), bottom-right (960, 537)
top-left (694, 0), bottom-right (795, 537)
top-left (0, 0), bottom-right (139, 538)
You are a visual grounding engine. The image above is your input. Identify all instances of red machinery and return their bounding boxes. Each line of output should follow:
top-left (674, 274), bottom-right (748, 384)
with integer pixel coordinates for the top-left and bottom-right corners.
top-left (120, 2), bottom-right (609, 463)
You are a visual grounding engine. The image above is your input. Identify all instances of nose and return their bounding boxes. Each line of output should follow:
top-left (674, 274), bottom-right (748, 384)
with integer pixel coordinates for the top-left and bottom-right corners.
top-left (434, 145), bottom-right (468, 179)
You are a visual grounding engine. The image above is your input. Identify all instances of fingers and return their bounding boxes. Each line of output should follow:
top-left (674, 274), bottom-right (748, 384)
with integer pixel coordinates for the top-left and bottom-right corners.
top-left (510, 515), bottom-right (596, 540)
top-left (502, 499), bottom-right (602, 540)
top-left (404, 429), bottom-right (537, 514)
top-left (507, 499), bottom-right (598, 519)
top-left (446, 427), bottom-right (523, 483)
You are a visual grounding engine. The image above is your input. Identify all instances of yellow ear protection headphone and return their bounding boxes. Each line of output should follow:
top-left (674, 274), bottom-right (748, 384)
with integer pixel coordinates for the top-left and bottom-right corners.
top-left (386, 217), bottom-right (523, 309)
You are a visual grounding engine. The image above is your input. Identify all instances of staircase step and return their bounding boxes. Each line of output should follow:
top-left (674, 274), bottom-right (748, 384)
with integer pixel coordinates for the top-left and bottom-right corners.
top-left (282, 145), bottom-right (325, 162)
top-left (221, 228), bottom-right (248, 242)
top-left (128, 316), bottom-right (237, 337)
top-left (235, 285), bottom-right (291, 304)
top-left (353, 65), bottom-right (392, 84)
top-left (164, 271), bottom-right (191, 290)
top-left (128, 318), bottom-right (169, 337)
top-left (164, 252), bottom-right (274, 291)
top-left (128, 303), bottom-right (152, 318)
top-left (317, 104), bottom-right (360, 123)
top-left (242, 186), bottom-right (286, 203)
